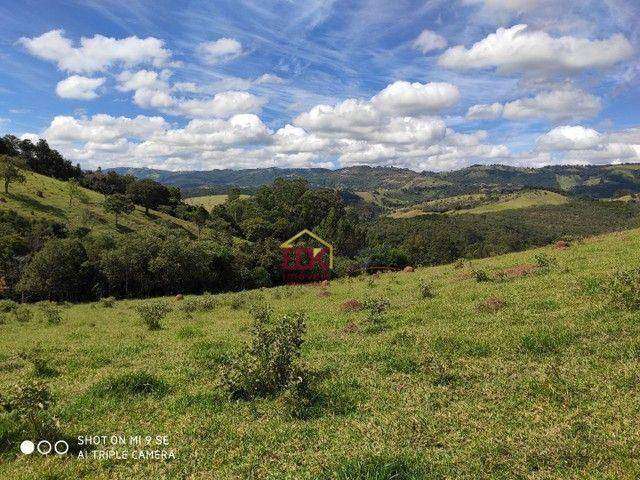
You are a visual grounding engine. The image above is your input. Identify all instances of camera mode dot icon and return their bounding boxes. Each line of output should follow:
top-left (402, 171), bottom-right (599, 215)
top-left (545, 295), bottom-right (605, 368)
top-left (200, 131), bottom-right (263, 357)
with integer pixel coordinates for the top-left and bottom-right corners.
top-left (20, 440), bottom-right (35, 455)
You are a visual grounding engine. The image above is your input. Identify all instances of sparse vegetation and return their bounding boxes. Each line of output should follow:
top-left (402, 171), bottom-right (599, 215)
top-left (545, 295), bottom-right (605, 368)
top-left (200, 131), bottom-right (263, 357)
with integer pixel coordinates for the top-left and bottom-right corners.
top-left (607, 268), bottom-right (640, 310)
top-left (220, 311), bottom-right (307, 400)
top-left (134, 301), bottom-right (172, 330)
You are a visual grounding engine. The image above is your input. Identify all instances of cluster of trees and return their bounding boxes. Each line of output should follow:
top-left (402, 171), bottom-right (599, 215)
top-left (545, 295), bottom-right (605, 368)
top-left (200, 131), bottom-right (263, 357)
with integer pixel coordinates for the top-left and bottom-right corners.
top-left (2, 133), bottom-right (640, 302)
top-left (0, 135), bottom-right (81, 181)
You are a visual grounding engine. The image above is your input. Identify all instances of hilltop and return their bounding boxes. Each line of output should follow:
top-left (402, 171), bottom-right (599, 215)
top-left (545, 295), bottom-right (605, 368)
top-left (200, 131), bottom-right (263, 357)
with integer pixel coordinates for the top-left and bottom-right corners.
top-left (114, 163), bottom-right (640, 202)
top-left (2, 227), bottom-right (640, 478)
top-left (0, 169), bottom-right (196, 236)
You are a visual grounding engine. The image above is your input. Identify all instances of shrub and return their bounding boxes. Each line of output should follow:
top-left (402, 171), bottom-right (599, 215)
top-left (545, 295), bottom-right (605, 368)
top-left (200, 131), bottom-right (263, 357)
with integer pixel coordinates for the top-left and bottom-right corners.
top-left (178, 294), bottom-right (218, 317)
top-left (419, 281), bottom-right (435, 299)
top-left (229, 294), bottom-right (247, 310)
top-left (1, 380), bottom-right (60, 442)
top-left (134, 301), bottom-right (172, 330)
top-left (472, 269), bottom-right (491, 282)
top-left (220, 312), bottom-right (307, 400)
top-left (608, 268), bottom-right (640, 310)
top-left (99, 297), bottom-right (116, 308)
top-left (39, 302), bottom-right (62, 325)
top-left (13, 306), bottom-right (33, 323)
top-left (90, 372), bottom-right (168, 398)
top-left (363, 297), bottom-right (391, 325)
top-left (248, 303), bottom-right (272, 323)
top-left (0, 300), bottom-right (17, 313)
top-left (534, 252), bottom-right (556, 272)
top-left (19, 350), bottom-right (58, 378)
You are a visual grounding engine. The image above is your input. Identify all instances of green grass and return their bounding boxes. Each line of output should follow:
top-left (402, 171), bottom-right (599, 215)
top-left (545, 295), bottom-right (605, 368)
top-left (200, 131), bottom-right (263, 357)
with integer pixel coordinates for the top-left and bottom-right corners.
top-left (390, 190), bottom-right (567, 218)
top-left (2, 228), bottom-right (640, 478)
top-left (453, 190), bottom-right (568, 214)
top-left (185, 194), bottom-right (250, 210)
top-left (0, 170), bottom-right (196, 235)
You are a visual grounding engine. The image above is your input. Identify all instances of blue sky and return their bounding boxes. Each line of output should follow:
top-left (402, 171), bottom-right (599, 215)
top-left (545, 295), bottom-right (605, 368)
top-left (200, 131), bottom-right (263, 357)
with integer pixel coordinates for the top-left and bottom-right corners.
top-left (0, 0), bottom-right (638, 171)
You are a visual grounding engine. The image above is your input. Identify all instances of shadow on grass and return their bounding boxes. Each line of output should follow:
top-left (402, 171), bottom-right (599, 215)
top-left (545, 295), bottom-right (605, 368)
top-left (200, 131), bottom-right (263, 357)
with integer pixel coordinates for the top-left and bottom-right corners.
top-left (10, 193), bottom-right (66, 218)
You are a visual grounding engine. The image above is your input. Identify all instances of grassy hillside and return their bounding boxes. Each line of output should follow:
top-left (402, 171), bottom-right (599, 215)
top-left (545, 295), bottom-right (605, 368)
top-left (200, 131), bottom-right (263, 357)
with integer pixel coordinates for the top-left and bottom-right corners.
top-left (390, 190), bottom-right (569, 218)
top-left (185, 194), bottom-right (250, 211)
top-left (453, 190), bottom-right (568, 215)
top-left (0, 170), bottom-right (196, 235)
top-left (115, 163), bottom-right (640, 200)
top-left (2, 228), bottom-right (640, 478)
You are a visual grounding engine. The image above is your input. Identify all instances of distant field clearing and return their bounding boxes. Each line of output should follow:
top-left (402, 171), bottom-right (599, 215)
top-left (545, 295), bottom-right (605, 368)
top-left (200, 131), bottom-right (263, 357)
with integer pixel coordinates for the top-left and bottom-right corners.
top-left (185, 194), bottom-right (250, 210)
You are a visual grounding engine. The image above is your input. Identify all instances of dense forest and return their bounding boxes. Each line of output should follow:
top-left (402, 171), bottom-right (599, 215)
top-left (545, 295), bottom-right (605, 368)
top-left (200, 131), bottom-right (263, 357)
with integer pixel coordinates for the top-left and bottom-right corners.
top-left (1, 133), bottom-right (640, 303)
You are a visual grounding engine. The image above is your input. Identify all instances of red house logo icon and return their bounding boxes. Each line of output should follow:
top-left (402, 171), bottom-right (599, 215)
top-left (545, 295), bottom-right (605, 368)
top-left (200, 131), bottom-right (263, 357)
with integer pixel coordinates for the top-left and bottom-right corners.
top-left (280, 229), bottom-right (334, 283)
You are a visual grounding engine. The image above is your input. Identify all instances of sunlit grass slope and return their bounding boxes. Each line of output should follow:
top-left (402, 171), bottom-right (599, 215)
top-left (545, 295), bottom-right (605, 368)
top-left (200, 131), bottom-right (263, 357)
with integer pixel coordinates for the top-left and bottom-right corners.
top-left (2, 228), bottom-right (640, 478)
top-left (0, 170), bottom-right (196, 235)
top-left (453, 190), bottom-right (568, 215)
top-left (184, 194), bottom-right (250, 211)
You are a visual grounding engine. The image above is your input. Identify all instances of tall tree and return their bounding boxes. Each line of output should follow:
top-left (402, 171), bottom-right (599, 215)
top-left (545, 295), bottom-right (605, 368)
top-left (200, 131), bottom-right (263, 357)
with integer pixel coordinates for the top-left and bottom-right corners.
top-left (0, 155), bottom-right (26, 194)
top-left (103, 194), bottom-right (135, 226)
top-left (189, 206), bottom-right (210, 237)
top-left (126, 179), bottom-right (171, 215)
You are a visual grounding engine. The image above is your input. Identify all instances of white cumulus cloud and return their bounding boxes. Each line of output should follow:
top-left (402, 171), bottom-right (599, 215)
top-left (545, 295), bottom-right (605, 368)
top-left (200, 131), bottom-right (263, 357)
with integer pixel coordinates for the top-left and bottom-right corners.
top-left (371, 81), bottom-right (460, 115)
top-left (55, 75), bottom-right (105, 100)
top-left (20, 29), bottom-right (171, 73)
top-left (467, 87), bottom-right (602, 122)
top-left (412, 29), bottom-right (448, 54)
top-left (197, 38), bottom-right (243, 64)
top-left (438, 24), bottom-right (633, 74)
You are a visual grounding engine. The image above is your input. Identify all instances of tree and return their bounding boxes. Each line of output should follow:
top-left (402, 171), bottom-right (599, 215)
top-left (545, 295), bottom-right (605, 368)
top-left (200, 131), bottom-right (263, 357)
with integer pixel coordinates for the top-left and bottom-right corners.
top-left (189, 206), bottom-right (209, 237)
top-left (16, 238), bottom-right (95, 301)
top-left (103, 194), bottom-right (135, 226)
top-left (126, 179), bottom-right (171, 215)
top-left (0, 155), bottom-right (26, 194)
top-left (67, 179), bottom-right (87, 206)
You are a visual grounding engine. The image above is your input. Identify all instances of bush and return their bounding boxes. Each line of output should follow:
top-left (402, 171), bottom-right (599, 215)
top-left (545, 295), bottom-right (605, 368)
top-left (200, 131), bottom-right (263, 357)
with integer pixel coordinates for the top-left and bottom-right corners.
top-left (16, 238), bottom-right (95, 302)
top-left (0, 300), bottom-right (17, 313)
top-left (178, 294), bottom-right (218, 317)
top-left (90, 372), bottom-right (168, 398)
top-left (99, 297), bottom-right (116, 308)
top-left (38, 302), bottom-right (62, 325)
top-left (419, 281), bottom-right (435, 299)
top-left (13, 305), bottom-right (33, 323)
top-left (363, 297), bottom-right (391, 325)
top-left (534, 252), bottom-right (556, 272)
top-left (134, 301), bottom-right (172, 330)
top-left (472, 269), bottom-right (491, 282)
top-left (1, 380), bottom-right (60, 443)
top-left (608, 268), bottom-right (640, 310)
top-left (19, 350), bottom-right (58, 378)
top-left (220, 312), bottom-right (307, 400)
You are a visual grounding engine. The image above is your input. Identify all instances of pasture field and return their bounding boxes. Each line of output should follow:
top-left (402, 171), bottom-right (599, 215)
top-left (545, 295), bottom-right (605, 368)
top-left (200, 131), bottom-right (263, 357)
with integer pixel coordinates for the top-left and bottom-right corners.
top-left (390, 190), bottom-right (569, 218)
top-left (2, 228), bottom-right (640, 479)
top-left (0, 170), bottom-right (196, 235)
top-left (184, 194), bottom-right (250, 211)
top-left (452, 190), bottom-right (568, 215)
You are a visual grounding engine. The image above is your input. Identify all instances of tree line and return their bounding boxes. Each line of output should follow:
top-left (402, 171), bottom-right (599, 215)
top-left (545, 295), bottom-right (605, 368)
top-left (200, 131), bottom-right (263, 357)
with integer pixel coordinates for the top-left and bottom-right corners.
top-left (1, 133), bottom-right (640, 302)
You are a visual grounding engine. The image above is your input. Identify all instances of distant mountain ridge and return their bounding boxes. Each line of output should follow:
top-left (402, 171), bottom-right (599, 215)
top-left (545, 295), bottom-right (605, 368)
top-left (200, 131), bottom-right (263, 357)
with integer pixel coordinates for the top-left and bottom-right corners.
top-left (111, 163), bottom-right (640, 200)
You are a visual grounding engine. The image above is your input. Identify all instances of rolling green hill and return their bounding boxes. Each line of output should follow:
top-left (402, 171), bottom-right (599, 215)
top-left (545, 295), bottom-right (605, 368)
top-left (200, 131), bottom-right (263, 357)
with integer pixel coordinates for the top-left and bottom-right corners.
top-left (390, 190), bottom-right (569, 217)
top-left (114, 163), bottom-right (640, 202)
top-left (184, 194), bottom-right (250, 211)
top-left (0, 169), bottom-right (196, 235)
top-left (2, 227), bottom-right (640, 478)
